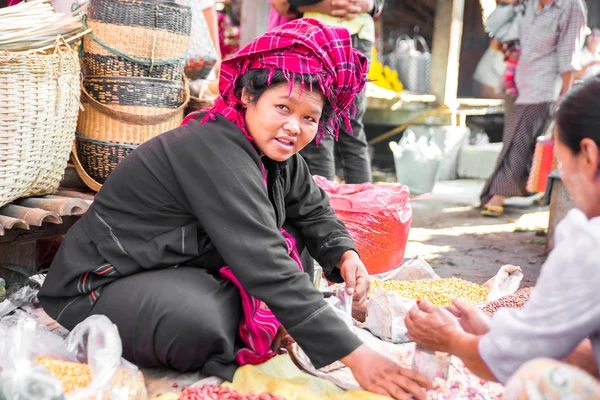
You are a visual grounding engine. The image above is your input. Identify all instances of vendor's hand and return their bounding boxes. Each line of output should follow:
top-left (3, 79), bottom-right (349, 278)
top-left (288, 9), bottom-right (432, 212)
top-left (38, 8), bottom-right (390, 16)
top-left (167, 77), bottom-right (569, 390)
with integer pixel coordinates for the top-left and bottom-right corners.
top-left (271, 325), bottom-right (295, 353)
top-left (337, 250), bottom-right (370, 304)
top-left (404, 300), bottom-right (463, 353)
top-left (303, 0), bottom-right (364, 19)
top-left (330, 0), bottom-right (370, 19)
top-left (342, 345), bottom-right (433, 399)
top-left (445, 299), bottom-right (491, 336)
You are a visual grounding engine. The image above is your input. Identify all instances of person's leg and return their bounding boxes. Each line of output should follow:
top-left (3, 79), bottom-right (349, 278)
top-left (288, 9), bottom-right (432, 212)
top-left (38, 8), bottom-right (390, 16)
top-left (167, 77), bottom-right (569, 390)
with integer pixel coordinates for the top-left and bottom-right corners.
top-left (336, 87), bottom-right (372, 183)
top-left (299, 134), bottom-right (335, 181)
top-left (89, 267), bottom-right (242, 381)
top-left (480, 100), bottom-right (551, 209)
top-left (504, 358), bottom-right (600, 400)
top-left (335, 36), bottom-right (372, 184)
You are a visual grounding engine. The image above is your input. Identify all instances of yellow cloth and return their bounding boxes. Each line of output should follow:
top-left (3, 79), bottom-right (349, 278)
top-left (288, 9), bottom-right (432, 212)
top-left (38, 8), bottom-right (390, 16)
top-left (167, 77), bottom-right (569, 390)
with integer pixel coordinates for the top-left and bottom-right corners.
top-left (302, 12), bottom-right (375, 43)
top-left (223, 354), bottom-right (386, 400)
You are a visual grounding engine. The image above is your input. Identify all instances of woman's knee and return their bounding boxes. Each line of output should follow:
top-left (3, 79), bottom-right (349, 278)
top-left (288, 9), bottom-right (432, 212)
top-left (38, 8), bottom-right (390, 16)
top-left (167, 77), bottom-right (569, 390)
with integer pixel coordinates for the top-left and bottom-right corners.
top-left (155, 285), bottom-right (242, 371)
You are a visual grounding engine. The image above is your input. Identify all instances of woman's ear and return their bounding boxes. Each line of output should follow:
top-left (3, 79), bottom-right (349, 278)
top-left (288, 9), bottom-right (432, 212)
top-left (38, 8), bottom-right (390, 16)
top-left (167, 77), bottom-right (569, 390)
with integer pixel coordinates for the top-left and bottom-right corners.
top-left (241, 87), bottom-right (253, 107)
top-left (580, 138), bottom-right (600, 178)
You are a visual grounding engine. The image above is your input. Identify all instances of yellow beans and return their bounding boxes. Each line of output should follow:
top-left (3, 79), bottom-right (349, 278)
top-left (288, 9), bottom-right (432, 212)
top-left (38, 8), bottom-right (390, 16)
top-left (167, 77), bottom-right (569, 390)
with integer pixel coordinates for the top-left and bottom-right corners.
top-left (369, 278), bottom-right (490, 306)
top-left (34, 357), bottom-right (92, 393)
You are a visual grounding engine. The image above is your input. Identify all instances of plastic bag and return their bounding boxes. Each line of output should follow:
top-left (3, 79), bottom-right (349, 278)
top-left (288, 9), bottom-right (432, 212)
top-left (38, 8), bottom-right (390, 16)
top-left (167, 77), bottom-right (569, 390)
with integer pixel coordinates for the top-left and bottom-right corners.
top-left (389, 129), bottom-right (442, 195)
top-left (0, 315), bottom-right (147, 400)
top-left (314, 176), bottom-right (412, 275)
top-left (483, 264), bottom-right (524, 302)
top-left (373, 255), bottom-right (440, 282)
top-left (362, 264), bottom-right (522, 343)
top-left (0, 285), bottom-right (39, 319)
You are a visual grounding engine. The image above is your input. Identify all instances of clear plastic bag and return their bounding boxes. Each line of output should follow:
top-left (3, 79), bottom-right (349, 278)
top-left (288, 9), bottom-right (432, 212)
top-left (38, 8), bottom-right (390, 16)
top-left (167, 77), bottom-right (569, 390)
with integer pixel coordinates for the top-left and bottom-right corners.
top-left (363, 263), bottom-right (522, 343)
top-left (389, 129), bottom-right (443, 195)
top-left (0, 314), bottom-right (147, 400)
top-left (314, 176), bottom-right (413, 275)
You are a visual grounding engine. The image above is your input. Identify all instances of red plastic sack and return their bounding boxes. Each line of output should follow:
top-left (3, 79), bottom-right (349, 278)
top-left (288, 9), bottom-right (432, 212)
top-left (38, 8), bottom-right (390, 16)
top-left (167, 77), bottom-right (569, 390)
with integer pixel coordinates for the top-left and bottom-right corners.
top-left (314, 176), bottom-right (412, 275)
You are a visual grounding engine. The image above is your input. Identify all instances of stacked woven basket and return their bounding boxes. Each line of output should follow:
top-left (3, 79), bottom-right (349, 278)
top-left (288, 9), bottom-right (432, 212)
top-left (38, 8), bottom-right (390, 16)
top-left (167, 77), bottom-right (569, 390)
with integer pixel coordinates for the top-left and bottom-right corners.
top-left (0, 0), bottom-right (84, 208)
top-left (74, 0), bottom-right (192, 191)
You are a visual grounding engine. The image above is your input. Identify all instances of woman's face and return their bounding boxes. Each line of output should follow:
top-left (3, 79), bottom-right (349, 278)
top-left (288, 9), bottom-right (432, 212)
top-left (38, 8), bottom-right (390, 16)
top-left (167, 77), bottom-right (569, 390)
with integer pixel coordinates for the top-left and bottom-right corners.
top-left (243, 82), bottom-right (324, 162)
top-left (555, 131), bottom-right (600, 218)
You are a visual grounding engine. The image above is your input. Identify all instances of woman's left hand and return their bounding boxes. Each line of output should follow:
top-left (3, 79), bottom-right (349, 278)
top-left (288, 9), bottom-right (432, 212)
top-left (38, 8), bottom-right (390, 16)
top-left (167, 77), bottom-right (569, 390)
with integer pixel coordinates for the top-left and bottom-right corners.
top-left (337, 250), bottom-right (370, 304)
top-left (405, 300), bottom-right (464, 353)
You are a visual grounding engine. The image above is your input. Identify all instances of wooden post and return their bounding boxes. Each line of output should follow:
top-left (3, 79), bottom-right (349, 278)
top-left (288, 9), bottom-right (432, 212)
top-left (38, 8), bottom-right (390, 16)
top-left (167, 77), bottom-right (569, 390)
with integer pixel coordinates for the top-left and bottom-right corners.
top-left (240, 0), bottom-right (271, 48)
top-left (430, 0), bottom-right (465, 108)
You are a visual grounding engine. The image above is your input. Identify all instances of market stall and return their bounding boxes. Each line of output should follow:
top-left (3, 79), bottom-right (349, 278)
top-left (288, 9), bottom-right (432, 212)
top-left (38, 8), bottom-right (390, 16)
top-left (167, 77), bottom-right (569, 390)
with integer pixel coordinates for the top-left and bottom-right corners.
top-left (0, 177), bottom-right (536, 399)
top-left (0, 1), bottom-right (535, 399)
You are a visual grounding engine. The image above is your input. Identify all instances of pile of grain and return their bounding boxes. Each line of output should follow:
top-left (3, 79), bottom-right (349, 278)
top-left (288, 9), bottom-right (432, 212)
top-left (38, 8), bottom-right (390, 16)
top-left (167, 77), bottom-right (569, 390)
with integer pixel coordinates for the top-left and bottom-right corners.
top-left (370, 278), bottom-right (490, 306)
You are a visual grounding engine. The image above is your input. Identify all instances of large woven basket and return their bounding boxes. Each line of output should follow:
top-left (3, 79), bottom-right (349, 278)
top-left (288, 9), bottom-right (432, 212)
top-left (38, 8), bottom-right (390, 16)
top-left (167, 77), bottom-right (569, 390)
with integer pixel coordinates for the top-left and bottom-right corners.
top-left (81, 52), bottom-right (186, 81)
top-left (82, 19), bottom-right (189, 79)
top-left (83, 76), bottom-right (186, 108)
top-left (74, 133), bottom-right (137, 185)
top-left (74, 78), bottom-right (188, 189)
top-left (0, 40), bottom-right (81, 208)
top-left (77, 77), bottom-right (188, 144)
top-left (87, 0), bottom-right (192, 35)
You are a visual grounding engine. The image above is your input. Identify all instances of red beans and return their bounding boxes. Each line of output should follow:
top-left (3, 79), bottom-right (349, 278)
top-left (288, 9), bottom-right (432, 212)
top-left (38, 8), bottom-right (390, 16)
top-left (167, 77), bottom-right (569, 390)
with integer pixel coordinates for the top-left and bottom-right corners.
top-left (179, 385), bottom-right (284, 400)
top-left (482, 287), bottom-right (534, 317)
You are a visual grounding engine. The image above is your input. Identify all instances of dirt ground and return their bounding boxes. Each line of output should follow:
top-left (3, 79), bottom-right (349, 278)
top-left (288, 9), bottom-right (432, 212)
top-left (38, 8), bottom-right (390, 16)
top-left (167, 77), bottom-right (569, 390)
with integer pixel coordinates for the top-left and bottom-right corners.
top-left (403, 180), bottom-right (549, 288)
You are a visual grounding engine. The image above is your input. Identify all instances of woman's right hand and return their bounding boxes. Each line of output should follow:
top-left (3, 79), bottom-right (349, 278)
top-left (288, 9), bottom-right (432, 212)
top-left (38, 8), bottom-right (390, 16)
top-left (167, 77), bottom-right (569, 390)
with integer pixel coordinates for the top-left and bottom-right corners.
top-left (341, 345), bottom-right (433, 399)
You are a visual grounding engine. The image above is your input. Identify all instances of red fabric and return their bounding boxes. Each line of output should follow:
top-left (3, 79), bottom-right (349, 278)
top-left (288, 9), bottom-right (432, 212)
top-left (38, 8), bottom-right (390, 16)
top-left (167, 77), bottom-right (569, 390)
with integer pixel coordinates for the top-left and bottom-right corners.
top-left (202, 18), bottom-right (368, 143)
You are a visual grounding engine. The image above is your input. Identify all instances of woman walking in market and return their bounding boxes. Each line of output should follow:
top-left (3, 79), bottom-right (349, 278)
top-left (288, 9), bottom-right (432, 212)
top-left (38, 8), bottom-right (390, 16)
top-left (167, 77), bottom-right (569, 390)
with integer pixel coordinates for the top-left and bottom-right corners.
top-left (480, 0), bottom-right (587, 217)
top-left (406, 76), bottom-right (600, 399)
top-left (39, 19), bottom-right (431, 400)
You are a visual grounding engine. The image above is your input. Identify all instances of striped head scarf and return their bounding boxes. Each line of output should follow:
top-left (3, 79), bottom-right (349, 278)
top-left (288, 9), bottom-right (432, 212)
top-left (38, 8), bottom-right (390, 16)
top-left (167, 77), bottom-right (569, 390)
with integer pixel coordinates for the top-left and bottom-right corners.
top-left (202, 18), bottom-right (369, 143)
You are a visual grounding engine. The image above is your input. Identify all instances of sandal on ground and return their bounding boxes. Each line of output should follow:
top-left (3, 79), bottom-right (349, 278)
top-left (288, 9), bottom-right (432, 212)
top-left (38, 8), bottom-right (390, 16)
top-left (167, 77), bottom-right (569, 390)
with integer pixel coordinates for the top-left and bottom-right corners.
top-left (481, 205), bottom-right (504, 217)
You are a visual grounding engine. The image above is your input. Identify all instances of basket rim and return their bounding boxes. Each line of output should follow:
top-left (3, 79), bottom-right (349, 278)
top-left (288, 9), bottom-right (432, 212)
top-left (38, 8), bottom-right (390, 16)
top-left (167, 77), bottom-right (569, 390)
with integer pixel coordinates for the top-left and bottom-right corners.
top-left (83, 75), bottom-right (185, 86)
top-left (76, 131), bottom-right (139, 149)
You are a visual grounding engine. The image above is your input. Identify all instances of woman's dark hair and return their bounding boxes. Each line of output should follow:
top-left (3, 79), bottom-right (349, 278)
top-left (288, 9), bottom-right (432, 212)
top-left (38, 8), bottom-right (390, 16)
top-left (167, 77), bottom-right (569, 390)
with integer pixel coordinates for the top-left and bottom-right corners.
top-left (555, 76), bottom-right (600, 154)
top-left (235, 68), bottom-right (334, 136)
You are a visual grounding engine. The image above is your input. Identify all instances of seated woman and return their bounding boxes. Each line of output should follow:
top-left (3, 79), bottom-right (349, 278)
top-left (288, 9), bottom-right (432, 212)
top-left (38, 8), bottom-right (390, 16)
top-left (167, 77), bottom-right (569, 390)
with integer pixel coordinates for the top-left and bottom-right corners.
top-left (405, 76), bottom-right (600, 398)
top-left (39, 19), bottom-right (430, 400)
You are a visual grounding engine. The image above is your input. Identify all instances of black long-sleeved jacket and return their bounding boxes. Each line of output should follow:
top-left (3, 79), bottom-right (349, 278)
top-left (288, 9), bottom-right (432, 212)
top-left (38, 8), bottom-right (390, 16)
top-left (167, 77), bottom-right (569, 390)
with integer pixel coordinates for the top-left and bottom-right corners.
top-left (39, 114), bottom-right (362, 368)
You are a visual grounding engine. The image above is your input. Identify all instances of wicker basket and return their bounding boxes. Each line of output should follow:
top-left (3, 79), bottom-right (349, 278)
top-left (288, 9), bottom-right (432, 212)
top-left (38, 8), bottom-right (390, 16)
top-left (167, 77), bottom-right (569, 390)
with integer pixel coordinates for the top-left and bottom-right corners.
top-left (0, 40), bottom-right (81, 208)
top-left (77, 79), bottom-right (188, 144)
top-left (83, 19), bottom-right (189, 67)
top-left (83, 76), bottom-right (186, 108)
top-left (88, 0), bottom-right (192, 35)
top-left (75, 133), bottom-right (137, 185)
top-left (82, 52), bottom-right (185, 81)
